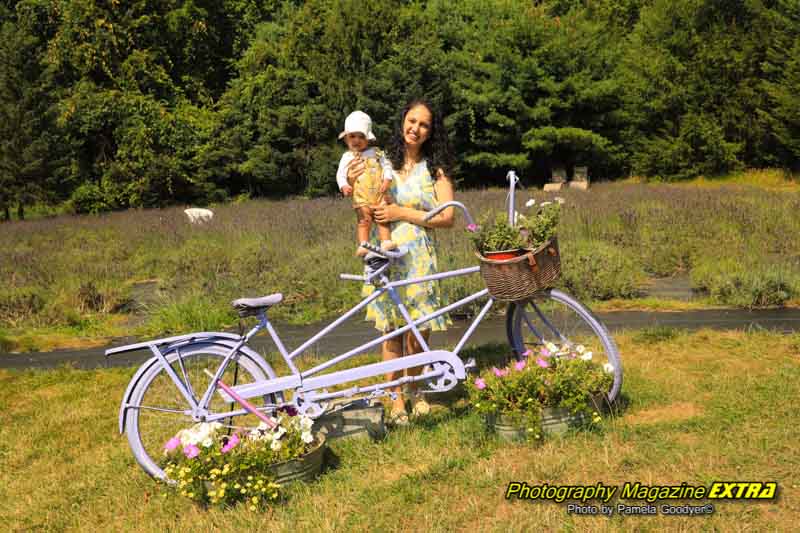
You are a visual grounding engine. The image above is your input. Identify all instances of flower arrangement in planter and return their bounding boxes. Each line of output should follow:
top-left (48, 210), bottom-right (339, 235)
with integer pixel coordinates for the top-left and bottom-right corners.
top-left (468, 342), bottom-right (613, 442)
top-left (469, 198), bottom-right (564, 301)
top-left (161, 411), bottom-right (323, 510)
top-left (470, 198), bottom-right (563, 257)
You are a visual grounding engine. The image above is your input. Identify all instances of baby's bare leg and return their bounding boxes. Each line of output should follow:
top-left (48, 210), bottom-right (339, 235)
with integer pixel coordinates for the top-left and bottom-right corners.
top-left (355, 206), bottom-right (372, 256)
top-left (376, 193), bottom-right (396, 251)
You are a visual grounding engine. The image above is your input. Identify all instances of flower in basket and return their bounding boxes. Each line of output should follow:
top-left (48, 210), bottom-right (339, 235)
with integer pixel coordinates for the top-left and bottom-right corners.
top-left (161, 412), bottom-right (319, 510)
top-left (470, 199), bottom-right (562, 256)
top-left (467, 342), bottom-right (612, 441)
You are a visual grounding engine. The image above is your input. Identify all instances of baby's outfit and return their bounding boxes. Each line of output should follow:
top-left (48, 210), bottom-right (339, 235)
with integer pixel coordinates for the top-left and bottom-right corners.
top-left (336, 148), bottom-right (393, 208)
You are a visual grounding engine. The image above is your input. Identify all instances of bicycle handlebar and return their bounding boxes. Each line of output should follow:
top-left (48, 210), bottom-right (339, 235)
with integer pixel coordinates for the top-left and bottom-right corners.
top-left (423, 201), bottom-right (476, 228)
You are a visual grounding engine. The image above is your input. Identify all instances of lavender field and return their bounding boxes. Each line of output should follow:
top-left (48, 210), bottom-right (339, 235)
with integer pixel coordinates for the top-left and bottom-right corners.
top-left (2, 177), bottom-right (799, 352)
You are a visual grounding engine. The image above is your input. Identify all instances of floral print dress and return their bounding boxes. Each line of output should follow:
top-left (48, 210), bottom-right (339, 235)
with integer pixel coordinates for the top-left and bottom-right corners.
top-left (364, 160), bottom-right (452, 332)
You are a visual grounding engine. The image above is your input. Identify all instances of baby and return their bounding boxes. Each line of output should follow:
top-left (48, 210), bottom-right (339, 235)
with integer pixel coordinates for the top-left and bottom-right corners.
top-left (336, 110), bottom-right (396, 257)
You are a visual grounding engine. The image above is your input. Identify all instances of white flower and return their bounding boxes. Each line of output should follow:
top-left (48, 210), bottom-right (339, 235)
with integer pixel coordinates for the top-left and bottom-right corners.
top-left (301, 431), bottom-right (314, 444)
top-left (248, 429), bottom-right (261, 441)
top-left (575, 344), bottom-right (585, 354)
top-left (525, 198), bottom-right (536, 207)
top-left (270, 439), bottom-right (282, 451)
top-left (603, 363), bottom-right (614, 373)
top-left (580, 352), bottom-right (593, 361)
top-left (540, 201), bottom-right (552, 207)
top-left (257, 422), bottom-right (269, 431)
top-left (545, 342), bottom-right (559, 353)
top-left (300, 416), bottom-right (314, 431)
top-left (202, 437), bottom-right (214, 448)
top-left (274, 426), bottom-right (286, 439)
top-left (554, 196), bottom-right (565, 204)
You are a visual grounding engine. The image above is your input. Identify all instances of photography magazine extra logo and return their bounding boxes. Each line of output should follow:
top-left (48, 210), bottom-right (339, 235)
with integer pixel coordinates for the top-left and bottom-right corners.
top-left (504, 481), bottom-right (778, 517)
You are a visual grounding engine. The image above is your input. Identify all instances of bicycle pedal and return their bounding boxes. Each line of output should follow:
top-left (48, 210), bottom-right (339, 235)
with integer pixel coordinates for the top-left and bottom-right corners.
top-left (464, 357), bottom-right (477, 372)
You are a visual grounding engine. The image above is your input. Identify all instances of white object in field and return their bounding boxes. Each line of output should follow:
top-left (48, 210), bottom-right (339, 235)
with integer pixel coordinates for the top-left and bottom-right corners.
top-left (184, 208), bottom-right (214, 224)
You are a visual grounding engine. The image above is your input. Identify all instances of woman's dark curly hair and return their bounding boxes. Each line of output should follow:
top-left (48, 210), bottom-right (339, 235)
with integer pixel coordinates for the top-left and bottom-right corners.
top-left (387, 98), bottom-right (454, 178)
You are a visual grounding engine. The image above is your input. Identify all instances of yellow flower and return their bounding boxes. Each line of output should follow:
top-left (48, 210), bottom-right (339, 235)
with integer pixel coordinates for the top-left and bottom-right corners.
top-left (249, 505), bottom-right (257, 511)
top-left (251, 496), bottom-right (259, 504)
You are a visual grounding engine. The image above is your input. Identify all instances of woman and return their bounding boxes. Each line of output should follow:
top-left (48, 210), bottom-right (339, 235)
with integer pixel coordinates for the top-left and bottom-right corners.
top-left (346, 98), bottom-right (456, 424)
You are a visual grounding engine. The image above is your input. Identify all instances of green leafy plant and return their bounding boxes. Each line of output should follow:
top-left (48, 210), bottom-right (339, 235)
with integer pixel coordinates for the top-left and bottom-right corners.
top-left (470, 199), bottom-right (562, 255)
top-left (468, 342), bottom-right (613, 441)
top-left (161, 411), bottom-right (319, 510)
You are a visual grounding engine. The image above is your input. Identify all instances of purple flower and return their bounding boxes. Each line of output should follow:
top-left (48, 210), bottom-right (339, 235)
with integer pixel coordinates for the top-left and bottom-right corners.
top-left (164, 436), bottom-right (181, 452)
top-left (521, 349), bottom-right (533, 358)
top-left (278, 405), bottom-right (298, 417)
top-left (221, 433), bottom-right (240, 454)
top-left (514, 360), bottom-right (526, 371)
top-left (536, 357), bottom-right (550, 368)
top-left (540, 348), bottom-right (551, 357)
top-left (183, 444), bottom-right (200, 459)
top-left (492, 367), bottom-right (508, 377)
top-left (474, 378), bottom-right (486, 390)
top-left (466, 223), bottom-right (478, 233)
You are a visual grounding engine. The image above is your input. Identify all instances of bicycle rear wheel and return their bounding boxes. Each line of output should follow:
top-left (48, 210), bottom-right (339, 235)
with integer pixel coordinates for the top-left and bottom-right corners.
top-left (125, 343), bottom-right (280, 480)
top-left (506, 289), bottom-right (622, 404)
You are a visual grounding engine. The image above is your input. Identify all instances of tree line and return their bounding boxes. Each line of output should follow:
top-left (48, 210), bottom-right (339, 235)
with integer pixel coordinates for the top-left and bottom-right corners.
top-left (1, 0), bottom-right (798, 218)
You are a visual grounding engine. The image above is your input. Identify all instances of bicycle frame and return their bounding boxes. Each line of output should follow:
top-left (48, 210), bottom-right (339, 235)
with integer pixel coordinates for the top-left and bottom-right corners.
top-left (210, 262), bottom-right (494, 415)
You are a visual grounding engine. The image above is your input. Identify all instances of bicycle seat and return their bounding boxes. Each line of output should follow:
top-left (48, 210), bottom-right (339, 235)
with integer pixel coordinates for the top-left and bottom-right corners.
top-left (231, 293), bottom-right (283, 317)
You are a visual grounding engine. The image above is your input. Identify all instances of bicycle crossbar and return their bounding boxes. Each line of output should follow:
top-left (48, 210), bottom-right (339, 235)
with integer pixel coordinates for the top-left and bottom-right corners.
top-left (300, 288), bottom-right (489, 378)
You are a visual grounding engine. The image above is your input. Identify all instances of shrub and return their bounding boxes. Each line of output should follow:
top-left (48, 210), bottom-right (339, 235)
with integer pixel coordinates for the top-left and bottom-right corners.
top-left (691, 256), bottom-right (798, 308)
top-left (559, 240), bottom-right (645, 301)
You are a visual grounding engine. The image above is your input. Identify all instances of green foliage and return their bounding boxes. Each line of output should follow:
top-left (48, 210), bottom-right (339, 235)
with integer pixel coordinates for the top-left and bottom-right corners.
top-left (471, 213), bottom-right (524, 254)
top-left (472, 201), bottom-right (561, 254)
top-left (2, 0), bottom-right (798, 210)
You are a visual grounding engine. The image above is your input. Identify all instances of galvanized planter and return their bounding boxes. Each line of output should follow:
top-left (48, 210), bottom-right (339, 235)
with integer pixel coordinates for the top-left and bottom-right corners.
top-left (268, 434), bottom-right (326, 484)
top-left (487, 407), bottom-right (588, 443)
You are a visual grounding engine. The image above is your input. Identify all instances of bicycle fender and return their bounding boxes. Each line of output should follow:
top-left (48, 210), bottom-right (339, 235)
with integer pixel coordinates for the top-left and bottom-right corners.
top-left (105, 331), bottom-right (242, 357)
top-left (117, 340), bottom-right (277, 434)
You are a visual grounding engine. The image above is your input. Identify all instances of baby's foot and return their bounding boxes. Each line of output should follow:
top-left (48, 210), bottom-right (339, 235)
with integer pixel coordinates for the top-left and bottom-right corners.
top-left (380, 240), bottom-right (397, 251)
top-left (356, 245), bottom-right (369, 257)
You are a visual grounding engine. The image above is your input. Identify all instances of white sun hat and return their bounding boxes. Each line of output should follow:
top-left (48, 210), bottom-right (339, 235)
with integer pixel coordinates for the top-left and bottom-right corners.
top-left (338, 110), bottom-right (377, 141)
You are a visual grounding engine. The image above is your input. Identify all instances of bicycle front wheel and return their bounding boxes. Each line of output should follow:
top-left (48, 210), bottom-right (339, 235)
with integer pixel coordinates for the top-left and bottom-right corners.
top-left (125, 343), bottom-right (278, 480)
top-left (506, 289), bottom-right (622, 404)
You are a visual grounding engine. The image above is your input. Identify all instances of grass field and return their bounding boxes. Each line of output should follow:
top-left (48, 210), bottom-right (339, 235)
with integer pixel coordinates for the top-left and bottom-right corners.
top-left (2, 328), bottom-right (798, 531)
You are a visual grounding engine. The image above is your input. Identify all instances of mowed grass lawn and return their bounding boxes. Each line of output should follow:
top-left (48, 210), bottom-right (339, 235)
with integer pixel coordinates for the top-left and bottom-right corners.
top-left (2, 328), bottom-right (799, 531)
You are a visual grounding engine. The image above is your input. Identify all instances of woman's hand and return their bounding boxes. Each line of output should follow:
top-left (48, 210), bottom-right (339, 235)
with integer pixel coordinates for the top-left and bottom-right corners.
top-left (373, 203), bottom-right (404, 224)
top-left (346, 157), bottom-right (365, 185)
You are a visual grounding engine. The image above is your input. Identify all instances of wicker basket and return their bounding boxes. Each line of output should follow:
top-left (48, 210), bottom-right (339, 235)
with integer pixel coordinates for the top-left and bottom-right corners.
top-left (477, 237), bottom-right (561, 301)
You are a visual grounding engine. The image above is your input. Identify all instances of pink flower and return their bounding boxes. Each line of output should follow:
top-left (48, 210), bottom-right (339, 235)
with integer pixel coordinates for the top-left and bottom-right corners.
top-left (164, 437), bottom-right (181, 452)
top-left (514, 360), bottom-right (526, 371)
top-left (540, 348), bottom-right (551, 357)
top-left (183, 444), bottom-right (200, 459)
top-left (474, 378), bottom-right (486, 390)
top-left (492, 367), bottom-right (508, 377)
top-left (521, 349), bottom-right (533, 358)
top-left (221, 433), bottom-right (240, 453)
top-left (466, 223), bottom-right (478, 232)
top-left (536, 357), bottom-right (550, 368)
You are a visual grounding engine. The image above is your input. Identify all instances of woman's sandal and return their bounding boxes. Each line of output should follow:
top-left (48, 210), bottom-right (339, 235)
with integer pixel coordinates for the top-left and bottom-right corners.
top-left (410, 392), bottom-right (431, 417)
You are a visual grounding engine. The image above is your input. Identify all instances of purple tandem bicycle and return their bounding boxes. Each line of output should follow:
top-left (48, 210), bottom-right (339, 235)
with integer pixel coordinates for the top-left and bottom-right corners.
top-left (107, 171), bottom-right (622, 481)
